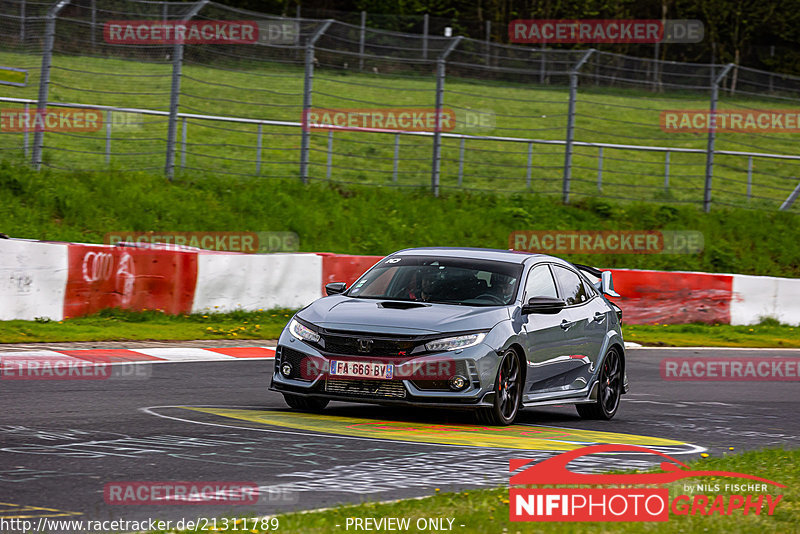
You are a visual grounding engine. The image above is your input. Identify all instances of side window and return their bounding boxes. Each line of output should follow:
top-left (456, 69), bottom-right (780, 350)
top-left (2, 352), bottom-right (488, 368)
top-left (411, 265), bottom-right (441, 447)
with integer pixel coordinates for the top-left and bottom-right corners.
top-left (523, 264), bottom-right (558, 300)
top-left (553, 266), bottom-right (589, 305)
top-left (581, 276), bottom-right (598, 297)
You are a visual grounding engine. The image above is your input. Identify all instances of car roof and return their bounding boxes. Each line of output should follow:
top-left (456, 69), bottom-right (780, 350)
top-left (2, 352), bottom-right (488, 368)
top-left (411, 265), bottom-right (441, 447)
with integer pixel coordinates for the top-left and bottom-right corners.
top-left (391, 247), bottom-right (564, 266)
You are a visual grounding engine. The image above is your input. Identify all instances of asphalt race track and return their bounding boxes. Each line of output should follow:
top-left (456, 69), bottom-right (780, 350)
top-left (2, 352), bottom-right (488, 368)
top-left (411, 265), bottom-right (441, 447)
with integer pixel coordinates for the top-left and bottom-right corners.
top-left (1, 347), bottom-right (798, 528)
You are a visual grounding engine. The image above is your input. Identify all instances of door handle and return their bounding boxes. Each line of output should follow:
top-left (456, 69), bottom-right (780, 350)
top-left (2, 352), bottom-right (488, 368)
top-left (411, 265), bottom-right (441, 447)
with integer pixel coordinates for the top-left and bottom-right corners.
top-left (593, 312), bottom-right (606, 323)
top-left (560, 319), bottom-right (575, 330)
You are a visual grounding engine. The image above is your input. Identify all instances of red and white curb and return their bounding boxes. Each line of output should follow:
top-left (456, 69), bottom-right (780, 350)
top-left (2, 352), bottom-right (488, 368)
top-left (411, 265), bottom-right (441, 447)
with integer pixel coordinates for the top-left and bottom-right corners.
top-left (0, 346), bottom-right (275, 365)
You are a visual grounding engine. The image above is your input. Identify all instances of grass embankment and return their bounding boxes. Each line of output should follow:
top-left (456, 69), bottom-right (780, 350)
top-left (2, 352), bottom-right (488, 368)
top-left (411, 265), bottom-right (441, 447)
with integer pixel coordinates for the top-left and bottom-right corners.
top-left (152, 447), bottom-right (798, 533)
top-left (0, 50), bottom-right (798, 206)
top-left (625, 320), bottom-right (800, 348)
top-left (0, 309), bottom-right (291, 343)
top-left (1, 162), bottom-right (799, 278)
top-left (1, 310), bottom-right (797, 346)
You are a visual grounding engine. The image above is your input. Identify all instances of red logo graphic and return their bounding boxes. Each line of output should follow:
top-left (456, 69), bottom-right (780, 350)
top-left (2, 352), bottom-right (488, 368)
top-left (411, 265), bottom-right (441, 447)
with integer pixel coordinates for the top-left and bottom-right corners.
top-left (510, 444), bottom-right (784, 522)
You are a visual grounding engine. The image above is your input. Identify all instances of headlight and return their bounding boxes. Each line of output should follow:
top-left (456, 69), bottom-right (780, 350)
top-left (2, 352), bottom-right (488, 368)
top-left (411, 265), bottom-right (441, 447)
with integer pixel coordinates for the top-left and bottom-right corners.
top-left (288, 318), bottom-right (320, 343)
top-left (425, 332), bottom-right (486, 352)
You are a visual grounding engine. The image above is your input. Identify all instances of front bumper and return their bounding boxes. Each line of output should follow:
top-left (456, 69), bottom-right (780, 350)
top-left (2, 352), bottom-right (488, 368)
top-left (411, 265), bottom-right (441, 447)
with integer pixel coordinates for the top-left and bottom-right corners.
top-left (269, 332), bottom-right (499, 408)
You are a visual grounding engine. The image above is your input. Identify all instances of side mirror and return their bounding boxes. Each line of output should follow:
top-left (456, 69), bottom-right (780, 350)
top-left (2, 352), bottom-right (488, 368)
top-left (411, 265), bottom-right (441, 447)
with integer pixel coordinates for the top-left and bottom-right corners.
top-left (325, 282), bottom-right (347, 296)
top-left (601, 271), bottom-right (620, 297)
top-left (521, 296), bottom-right (566, 315)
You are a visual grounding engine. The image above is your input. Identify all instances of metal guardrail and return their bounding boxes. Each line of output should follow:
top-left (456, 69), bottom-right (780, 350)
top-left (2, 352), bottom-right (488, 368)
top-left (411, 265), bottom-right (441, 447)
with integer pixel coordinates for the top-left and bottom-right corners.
top-left (1, 0), bottom-right (800, 211)
top-left (4, 95), bottom-right (799, 210)
top-left (5, 96), bottom-right (800, 160)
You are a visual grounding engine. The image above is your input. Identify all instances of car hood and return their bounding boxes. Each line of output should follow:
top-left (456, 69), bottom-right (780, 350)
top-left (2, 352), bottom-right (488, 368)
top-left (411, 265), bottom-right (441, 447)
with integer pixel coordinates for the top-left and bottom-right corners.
top-left (297, 295), bottom-right (511, 335)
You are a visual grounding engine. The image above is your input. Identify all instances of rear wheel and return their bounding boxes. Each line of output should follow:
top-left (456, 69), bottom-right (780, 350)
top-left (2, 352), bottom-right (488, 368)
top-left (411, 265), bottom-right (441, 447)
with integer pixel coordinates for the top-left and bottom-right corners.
top-left (283, 393), bottom-right (329, 412)
top-left (577, 347), bottom-right (622, 420)
top-left (476, 349), bottom-right (522, 426)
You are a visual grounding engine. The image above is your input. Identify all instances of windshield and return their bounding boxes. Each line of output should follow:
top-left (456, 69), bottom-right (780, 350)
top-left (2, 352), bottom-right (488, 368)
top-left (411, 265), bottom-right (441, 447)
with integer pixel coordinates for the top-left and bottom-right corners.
top-left (347, 255), bottom-right (523, 306)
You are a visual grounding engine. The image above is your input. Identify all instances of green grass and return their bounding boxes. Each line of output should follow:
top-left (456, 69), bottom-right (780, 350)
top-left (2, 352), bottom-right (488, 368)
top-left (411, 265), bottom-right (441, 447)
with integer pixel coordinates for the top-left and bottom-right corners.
top-left (0, 50), bottom-right (798, 208)
top-left (146, 447), bottom-right (798, 533)
top-left (625, 319), bottom-right (800, 347)
top-left (0, 308), bottom-right (291, 343)
top-left (2, 310), bottom-right (798, 345)
top-left (1, 162), bottom-right (799, 277)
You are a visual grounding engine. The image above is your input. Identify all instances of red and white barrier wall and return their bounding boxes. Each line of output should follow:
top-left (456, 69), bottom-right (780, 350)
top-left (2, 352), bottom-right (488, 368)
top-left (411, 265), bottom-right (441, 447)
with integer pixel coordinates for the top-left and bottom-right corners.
top-left (1, 239), bottom-right (798, 325)
top-left (0, 239), bottom-right (69, 321)
top-left (192, 253), bottom-right (323, 313)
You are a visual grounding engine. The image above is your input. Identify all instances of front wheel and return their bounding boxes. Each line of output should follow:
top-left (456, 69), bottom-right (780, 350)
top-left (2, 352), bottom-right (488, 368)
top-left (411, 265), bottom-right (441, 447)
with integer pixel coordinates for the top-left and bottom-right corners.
top-left (476, 349), bottom-right (522, 426)
top-left (283, 393), bottom-right (329, 412)
top-left (577, 348), bottom-right (622, 420)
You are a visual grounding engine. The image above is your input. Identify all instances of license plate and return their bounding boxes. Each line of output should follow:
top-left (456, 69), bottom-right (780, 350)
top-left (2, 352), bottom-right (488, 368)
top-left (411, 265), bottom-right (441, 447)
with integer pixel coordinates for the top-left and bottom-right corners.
top-left (330, 360), bottom-right (394, 380)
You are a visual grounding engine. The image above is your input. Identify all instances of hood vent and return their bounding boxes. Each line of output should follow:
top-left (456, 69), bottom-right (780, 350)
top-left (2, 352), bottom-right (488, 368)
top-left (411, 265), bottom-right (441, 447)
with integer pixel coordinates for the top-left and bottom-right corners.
top-left (378, 301), bottom-right (429, 310)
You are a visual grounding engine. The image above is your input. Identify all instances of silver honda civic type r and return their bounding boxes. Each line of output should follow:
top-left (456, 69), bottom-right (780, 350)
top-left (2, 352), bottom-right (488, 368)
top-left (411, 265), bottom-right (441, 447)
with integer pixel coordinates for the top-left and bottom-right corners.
top-left (270, 247), bottom-right (628, 425)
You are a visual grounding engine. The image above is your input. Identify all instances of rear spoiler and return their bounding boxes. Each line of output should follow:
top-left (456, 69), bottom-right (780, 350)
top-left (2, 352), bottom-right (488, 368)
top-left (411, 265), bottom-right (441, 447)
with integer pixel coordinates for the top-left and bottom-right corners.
top-left (574, 264), bottom-right (620, 298)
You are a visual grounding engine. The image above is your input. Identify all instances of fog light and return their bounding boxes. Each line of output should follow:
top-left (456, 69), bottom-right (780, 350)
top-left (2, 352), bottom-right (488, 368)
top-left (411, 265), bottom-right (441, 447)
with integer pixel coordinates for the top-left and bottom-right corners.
top-left (281, 363), bottom-right (293, 376)
top-left (449, 375), bottom-right (468, 391)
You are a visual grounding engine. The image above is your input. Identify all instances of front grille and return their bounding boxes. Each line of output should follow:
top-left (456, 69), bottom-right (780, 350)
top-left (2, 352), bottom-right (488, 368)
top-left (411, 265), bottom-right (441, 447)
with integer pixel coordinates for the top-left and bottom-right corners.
top-left (321, 332), bottom-right (419, 357)
top-left (325, 379), bottom-right (407, 398)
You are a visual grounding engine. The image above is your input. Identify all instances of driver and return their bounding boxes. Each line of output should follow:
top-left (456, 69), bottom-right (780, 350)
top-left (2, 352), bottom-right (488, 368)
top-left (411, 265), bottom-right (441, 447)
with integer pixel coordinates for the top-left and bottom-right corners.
top-left (406, 266), bottom-right (440, 301)
top-left (490, 272), bottom-right (516, 303)
top-left (419, 267), bottom-right (441, 302)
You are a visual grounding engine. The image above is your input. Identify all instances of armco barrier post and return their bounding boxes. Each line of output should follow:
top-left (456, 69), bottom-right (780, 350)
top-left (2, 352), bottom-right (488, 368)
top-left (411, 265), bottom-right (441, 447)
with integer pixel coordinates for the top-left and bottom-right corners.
top-left (165, 0), bottom-right (208, 181)
top-left (256, 124), bottom-right (263, 175)
top-left (90, 0), bottom-right (96, 51)
top-left (526, 142), bottom-right (534, 189)
top-left (703, 63), bottom-right (734, 212)
top-left (596, 146), bottom-right (603, 192)
top-left (562, 49), bottom-right (594, 204)
top-left (392, 133), bottom-right (399, 182)
top-left (326, 130), bottom-right (333, 180)
top-left (458, 137), bottom-right (465, 187)
top-left (32, 0), bottom-right (71, 171)
top-left (105, 109), bottom-right (111, 164)
top-left (299, 20), bottom-right (333, 184)
top-left (484, 20), bottom-right (491, 66)
top-left (779, 181), bottom-right (800, 211)
top-left (422, 14), bottom-right (429, 60)
top-left (539, 45), bottom-right (546, 84)
top-left (431, 36), bottom-right (462, 197)
top-left (179, 116), bottom-right (187, 170)
top-left (358, 11), bottom-right (366, 71)
top-left (19, 0), bottom-right (25, 43)
top-left (23, 103), bottom-right (29, 157)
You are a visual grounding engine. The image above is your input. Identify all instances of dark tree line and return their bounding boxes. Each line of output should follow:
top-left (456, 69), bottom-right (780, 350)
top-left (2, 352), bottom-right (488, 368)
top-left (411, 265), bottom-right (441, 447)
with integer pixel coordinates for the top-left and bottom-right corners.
top-left (216, 0), bottom-right (800, 74)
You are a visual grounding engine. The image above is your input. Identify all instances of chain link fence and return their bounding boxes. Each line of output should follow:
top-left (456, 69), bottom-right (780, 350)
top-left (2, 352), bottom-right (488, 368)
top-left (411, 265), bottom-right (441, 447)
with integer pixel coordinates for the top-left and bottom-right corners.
top-left (1, 0), bottom-right (799, 212)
